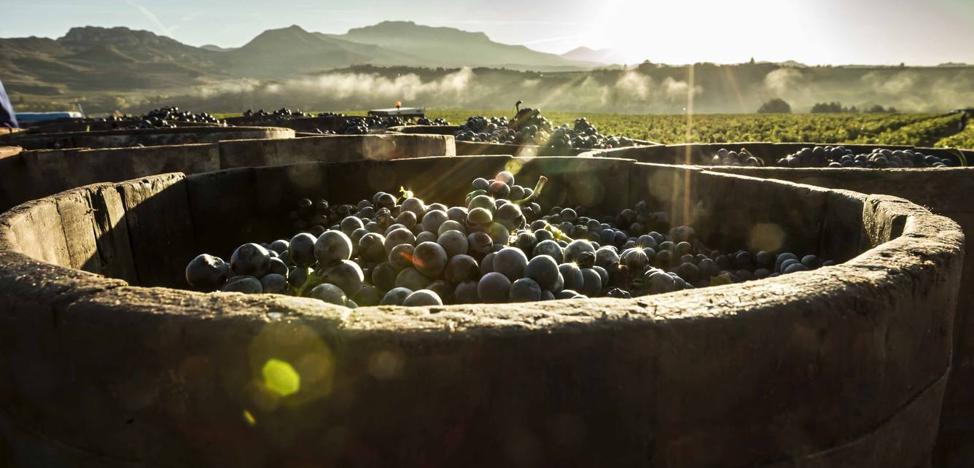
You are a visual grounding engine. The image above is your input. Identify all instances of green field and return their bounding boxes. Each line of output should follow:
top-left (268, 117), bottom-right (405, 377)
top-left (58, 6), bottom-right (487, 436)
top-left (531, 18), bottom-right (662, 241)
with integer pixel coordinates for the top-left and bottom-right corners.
top-left (214, 109), bottom-right (973, 148)
top-left (427, 110), bottom-right (972, 148)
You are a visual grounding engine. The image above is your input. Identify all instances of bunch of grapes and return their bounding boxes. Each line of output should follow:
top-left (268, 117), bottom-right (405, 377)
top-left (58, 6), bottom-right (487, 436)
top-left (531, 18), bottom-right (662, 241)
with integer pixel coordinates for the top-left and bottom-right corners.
top-left (775, 145), bottom-right (957, 168)
top-left (417, 117), bottom-right (449, 126)
top-left (243, 108), bottom-right (313, 120)
top-left (97, 107), bottom-right (225, 129)
top-left (705, 148), bottom-right (765, 167)
top-left (186, 171), bottom-right (832, 308)
top-left (456, 112), bottom-right (636, 152)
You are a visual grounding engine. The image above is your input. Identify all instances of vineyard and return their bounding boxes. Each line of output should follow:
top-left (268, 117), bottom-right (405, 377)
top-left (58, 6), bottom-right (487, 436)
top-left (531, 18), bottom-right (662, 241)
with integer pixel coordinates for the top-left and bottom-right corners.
top-left (427, 110), bottom-right (974, 148)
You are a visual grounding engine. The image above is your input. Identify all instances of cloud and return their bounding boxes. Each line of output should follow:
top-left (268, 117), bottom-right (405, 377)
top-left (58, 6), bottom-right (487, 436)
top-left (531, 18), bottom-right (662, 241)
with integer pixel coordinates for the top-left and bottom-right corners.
top-left (124, 0), bottom-right (174, 37)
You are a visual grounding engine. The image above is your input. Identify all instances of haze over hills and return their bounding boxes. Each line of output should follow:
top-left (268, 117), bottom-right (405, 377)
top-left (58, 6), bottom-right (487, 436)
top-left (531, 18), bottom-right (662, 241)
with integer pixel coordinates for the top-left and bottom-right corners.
top-left (561, 47), bottom-right (626, 65)
top-left (1, 21), bottom-right (973, 114)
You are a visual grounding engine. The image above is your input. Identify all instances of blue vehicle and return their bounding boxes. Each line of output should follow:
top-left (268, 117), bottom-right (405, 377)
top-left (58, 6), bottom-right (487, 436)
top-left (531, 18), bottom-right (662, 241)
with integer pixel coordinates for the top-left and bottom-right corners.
top-left (0, 79), bottom-right (17, 128)
top-left (14, 111), bottom-right (83, 124)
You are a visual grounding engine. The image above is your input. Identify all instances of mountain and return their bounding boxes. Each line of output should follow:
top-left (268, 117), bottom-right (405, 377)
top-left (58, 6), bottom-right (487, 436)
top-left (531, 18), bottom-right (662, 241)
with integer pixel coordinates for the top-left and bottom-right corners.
top-left (331, 21), bottom-right (589, 70)
top-left (562, 47), bottom-right (625, 65)
top-left (0, 26), bottom-right (223, 92)
top-left (220, 25), bottom-right (405, 78)
top-left (200, 44), bottom-right (233, 52)
top-left (0, 22), bottom-right (592, 94)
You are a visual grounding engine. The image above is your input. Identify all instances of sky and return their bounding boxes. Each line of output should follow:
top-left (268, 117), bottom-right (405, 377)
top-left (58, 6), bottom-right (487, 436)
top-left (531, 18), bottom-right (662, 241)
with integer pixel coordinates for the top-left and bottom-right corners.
top-left (3, 0), bottom-right (974, 65)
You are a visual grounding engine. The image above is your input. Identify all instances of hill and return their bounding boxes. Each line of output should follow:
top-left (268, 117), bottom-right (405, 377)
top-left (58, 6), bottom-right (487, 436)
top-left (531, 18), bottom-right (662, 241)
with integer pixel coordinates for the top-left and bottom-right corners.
top-left (331, 21), bottom-right (591, 70)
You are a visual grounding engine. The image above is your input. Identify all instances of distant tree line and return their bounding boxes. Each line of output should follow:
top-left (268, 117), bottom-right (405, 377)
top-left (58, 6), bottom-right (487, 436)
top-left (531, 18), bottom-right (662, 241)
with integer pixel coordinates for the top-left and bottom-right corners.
top-left (810, 102), bottom-right (898, 113)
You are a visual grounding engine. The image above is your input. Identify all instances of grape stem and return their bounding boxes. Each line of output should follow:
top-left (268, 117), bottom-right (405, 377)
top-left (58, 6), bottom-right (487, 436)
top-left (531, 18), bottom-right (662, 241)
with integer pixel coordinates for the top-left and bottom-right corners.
top-left (514, 175), bottom-right (548, 205)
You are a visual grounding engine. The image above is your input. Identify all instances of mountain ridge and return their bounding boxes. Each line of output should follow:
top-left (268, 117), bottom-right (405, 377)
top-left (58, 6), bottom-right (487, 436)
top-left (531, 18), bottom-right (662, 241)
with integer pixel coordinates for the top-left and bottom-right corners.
top-left (0, 22), bottom-right (596, 93)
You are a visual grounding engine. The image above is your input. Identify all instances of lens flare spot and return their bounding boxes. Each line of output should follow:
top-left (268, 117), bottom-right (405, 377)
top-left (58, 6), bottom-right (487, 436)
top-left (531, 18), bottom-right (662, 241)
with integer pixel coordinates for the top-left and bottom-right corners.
top-left (262, 358), bottom-right (301, 397)
top-left (243, 409), bottom-right (257, 427)
top-left (368, 350), bottom-right (405, 380)
top-left (749, 223), bottom-right (785, 252)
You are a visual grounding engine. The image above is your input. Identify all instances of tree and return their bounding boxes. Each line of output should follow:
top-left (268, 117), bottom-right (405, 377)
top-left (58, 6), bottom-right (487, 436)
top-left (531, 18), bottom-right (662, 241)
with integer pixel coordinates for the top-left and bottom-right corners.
top-left (811, 102), bottom-right (845, 113)
top-left (757, 98), bottom-right (791, 114)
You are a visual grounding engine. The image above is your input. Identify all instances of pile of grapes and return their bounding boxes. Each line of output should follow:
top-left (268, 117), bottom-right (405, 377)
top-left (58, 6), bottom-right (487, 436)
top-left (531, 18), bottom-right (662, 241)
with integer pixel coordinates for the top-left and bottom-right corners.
top-left (775, 146), bottom-right (957, 168)
top-left (455, 109), bottom-right (637, 152)
top-left (417, 117), bottom-right (450, 126)
top-left (238, 109), bottom-right (445, 135)
top-left (94, 107), bottom-right (225, 129)
top-left (185, 171), bottom-right (832, 308)
top-left (704, 145), bottom-right (958, 168)
top-left (707, 148), bottom-right (764, 167)
top-left (242, 108), bottom-right (313, 120)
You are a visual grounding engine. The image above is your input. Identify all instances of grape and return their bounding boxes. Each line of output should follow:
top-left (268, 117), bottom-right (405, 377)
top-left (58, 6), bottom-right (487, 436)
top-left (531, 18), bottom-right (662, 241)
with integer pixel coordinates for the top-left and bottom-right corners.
top-left (565, 239), bottom-right (596, 264)
top-left (223, 276), bottom-right (263, 294)
top-left (645, 270), bottom-right (677, 294)
top-left (447, 206), bottom-right (469, 224)
top-left (533, 240), bottom-right (564, 263)
top-left (381, 287), bottom-right (413, 306)
top-left (472, 178), bottom-right (490, 191)
top-left (580, 268), bottom-right (603, 296)
top-left (468, 231), bottom-right (494, 256)
top-left (308, 283), bottom-right (348, 306)
top-left (358, 233), bottom-right (387, 263)
top-left (468, 195), bottom-right (496, 212)
top-left (385, 228), bottom-right (416, 254)
top-left (389, 244), bottom-right (415, 270)
top-left (514, 231), bottom-right (537, 254)
top-left (620, 248), bottom-right (649, 271)
top-left (493, 247), bottom-right (529, 281)
top-left (403, 289), bottom-right (444, 307)
top-left (486, 223), bottom-right (511, 247)
top-left (674, 262), bottom-right (700, 284)
top-left (375, 192), bottom-right (396, 210)
top-left (427, 280), bottom-right (455, 304)
top-left (353, 285), bottom-right (382, 306)
top-left (288, 266), bottom-right (310, 289)
top-left (437, 230), bottom-right (469, 258)
top-left (314, 230), bottom-right (353, 266)
top-left (478, 272), bottom-right (512, 303)
top-left (784, 263), bottom-right (810, 274)
top-left (480, 252), bottom-right (496, 275)
top-left (496, 203), bottom-right (523, 227)
top-left (396, 211), bottom-right (418, 229)
top-left (421, 210), bottom-right (449, 234)
top-left (776, 253), bottom-right (799, 272)
top-left (260, 274), bottom-right (289, 294)
top-left (416, 231), bottom-right (437, 244)
top-left (412, 242), bottom-right (449, 277)
top-left (268, 239), bottom-right (289, 255)
top-left (438, 220), bottom-right (466, 236)
top-left (185, 254), bottom-right (229, 291)
top-left (467, 207), bottom-right (493, 226)
top-left (371, 262), bottom-right (399, 291)
top-left (509, 278), bottom-right (543, 302)
top-left (340, 216), bottom-right (365, 236)
top-left (496, 171), bottom-right (515, 186)
top-left (396, 267), bottom-right (432, 291)
top-left (444, 254), bottom-right (481, 284)
top-left (321, 260), bottom-right (364, 296)
top-left (525, 255), bottom-right (560, 291)
top-left (595, 246), bottom-right (621, 269)
top-left (558, 263), bottom-right (585, 291)
top-left (454, 281), bottom-right (480, 304)
top-left (401, 198), bottom-right (426, 217)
